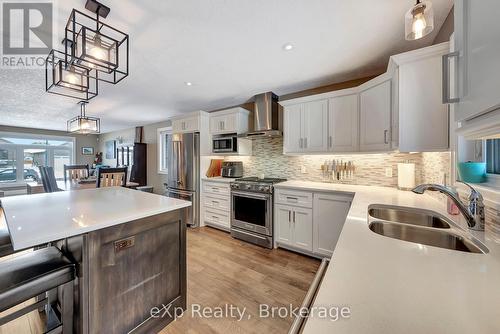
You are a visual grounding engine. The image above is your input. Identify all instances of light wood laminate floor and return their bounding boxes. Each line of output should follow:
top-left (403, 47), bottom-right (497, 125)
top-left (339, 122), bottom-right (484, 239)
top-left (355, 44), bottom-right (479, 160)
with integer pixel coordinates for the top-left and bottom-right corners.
top-left (0, 226), bottom-right (320, 334)
top-left (160, 227), bottom-right (320, 334)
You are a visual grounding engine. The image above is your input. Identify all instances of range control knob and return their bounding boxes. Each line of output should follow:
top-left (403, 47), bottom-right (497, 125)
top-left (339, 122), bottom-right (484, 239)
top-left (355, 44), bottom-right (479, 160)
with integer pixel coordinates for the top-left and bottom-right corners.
top-left (231, 184), bottom-right (239, 189)
top-left (245, 184), bottom-right (252, 190)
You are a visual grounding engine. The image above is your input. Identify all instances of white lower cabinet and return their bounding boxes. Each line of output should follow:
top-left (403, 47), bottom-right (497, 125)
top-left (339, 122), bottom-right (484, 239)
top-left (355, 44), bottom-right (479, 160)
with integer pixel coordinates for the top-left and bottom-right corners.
top-left (292, 207), bottom-right (313, 251)
top-left (313, 193), bottom-right (352, 257)
top-left (202, 180), bottom-right (231, 231)
top-left (275, 188), bottom-right (352, 258)
top-left (275, 204), bottom-right (313, 252)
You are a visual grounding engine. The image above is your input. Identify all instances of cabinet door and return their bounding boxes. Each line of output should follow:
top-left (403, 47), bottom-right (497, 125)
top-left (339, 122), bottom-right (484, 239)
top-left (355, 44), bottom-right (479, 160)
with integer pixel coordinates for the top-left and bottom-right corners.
top-left (283, 104), bottom-right (303, 153)
top-left (328, 94), bottom-right (359, 152)
top-left (359, 80), bottom-right (392, 151)
top-left (398, 54), bottom-right (449, 152)
top-left (454, 0), bottom-right (500, 121)
top-left (183, 117), bottom-right (199, 132)
top-left (292, 207), bottom-right (313, 252)
top-left (171, 119), bottom-right (183, 133)
top-left (313, 193), bottom-right (351, 257)
top-left (210, 115), bottom-right (224, 134)
top-left (302, 99), bottom-right (328, 152)
top-left (275, 205), bottom-right (293, 246)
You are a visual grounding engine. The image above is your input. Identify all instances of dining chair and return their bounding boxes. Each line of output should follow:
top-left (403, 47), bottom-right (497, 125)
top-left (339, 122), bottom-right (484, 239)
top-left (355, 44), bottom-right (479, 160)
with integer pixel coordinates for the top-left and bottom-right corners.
top-left (96, 167), bottom-right (128, 188)
top-left (64, 164), bottom-right (90, 182)
top-left (40, 166), bottom-right (62, 193)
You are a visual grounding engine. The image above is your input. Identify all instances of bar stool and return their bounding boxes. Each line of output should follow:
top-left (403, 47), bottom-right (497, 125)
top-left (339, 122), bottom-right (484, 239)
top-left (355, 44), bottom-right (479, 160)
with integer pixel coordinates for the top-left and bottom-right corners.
top-left (0, 247), bottom-right (75, 333)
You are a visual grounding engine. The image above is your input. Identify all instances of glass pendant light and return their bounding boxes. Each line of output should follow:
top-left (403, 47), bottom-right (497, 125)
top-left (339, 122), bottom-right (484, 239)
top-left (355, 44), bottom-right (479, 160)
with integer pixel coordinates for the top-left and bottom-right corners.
top-left (405, 0), bottom-right (434, 40)
top-left (67, 101), bottom-right (100, 134)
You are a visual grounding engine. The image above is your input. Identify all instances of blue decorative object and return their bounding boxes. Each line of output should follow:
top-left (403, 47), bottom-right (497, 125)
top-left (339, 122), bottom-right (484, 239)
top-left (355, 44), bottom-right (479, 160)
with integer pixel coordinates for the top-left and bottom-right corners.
top-left (457, 162), bottom-right (487, 183)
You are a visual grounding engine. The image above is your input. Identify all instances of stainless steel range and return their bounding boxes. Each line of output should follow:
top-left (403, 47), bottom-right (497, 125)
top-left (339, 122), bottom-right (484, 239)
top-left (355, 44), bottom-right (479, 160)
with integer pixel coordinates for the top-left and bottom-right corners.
top-left (230, 177), bottom-right (286, 248)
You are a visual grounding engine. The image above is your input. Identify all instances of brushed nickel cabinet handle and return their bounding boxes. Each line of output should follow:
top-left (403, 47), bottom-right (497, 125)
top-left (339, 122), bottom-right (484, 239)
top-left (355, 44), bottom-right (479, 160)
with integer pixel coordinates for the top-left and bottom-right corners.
top-left (329, 136), bottom-right (332, 148)
top-left (293, 211), bottom-right (296, 223)
top-left (442, 51), bottom-right (460, 104)
top-left (288, 211), bottom-right (291, 222)
top-left (384, 130), bottom-right (389, 144)
top-left (299, 138), bottom-right (303, 149)
top-left (304, 138), bottom-right (308, 149)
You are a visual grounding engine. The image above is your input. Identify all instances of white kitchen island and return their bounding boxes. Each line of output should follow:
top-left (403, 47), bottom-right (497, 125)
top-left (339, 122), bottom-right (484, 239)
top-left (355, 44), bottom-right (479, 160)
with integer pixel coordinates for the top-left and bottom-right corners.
top-left (1, 187), bottom-right (192, 334)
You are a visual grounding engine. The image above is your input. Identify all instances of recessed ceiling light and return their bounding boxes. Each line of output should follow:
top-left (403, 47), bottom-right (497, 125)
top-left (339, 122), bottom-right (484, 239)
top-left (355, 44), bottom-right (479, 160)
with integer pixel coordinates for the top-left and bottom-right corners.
top-left (283, 43), bottom-right (294, 51)
top-left (185, 82), bottom-right (193, 86)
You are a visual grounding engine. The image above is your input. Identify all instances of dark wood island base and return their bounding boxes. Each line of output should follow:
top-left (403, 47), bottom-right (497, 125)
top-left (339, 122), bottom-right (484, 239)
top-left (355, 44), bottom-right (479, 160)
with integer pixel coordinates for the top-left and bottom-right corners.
top-left (58, 208), bottom-right (188, 334)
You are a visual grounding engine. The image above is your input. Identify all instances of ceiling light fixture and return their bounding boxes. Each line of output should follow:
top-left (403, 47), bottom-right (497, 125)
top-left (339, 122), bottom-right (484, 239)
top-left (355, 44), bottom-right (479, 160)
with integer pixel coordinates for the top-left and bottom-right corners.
top-left (45, 49), bottom-right (98, 101)
top-left (67, 101), bottom-right (101, 134)
top-left (64, 0), bottom-right (129, 84)
top-left (405, 0), bottom-right (434, 40)
top-left (283, 43), bottom-right (294, 51)
top-left (185, 82), bottom-right (193, 86)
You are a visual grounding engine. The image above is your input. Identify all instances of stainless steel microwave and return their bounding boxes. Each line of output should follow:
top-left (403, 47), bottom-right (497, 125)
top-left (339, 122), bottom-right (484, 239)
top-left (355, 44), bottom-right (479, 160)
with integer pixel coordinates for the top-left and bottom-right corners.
top-left (213, 135), bottom-right (238, 153)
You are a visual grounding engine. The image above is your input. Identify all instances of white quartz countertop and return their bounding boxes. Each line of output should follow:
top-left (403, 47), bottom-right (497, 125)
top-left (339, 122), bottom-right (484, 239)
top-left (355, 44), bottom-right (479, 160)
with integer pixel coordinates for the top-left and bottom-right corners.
top-left (202, 177), bottom-right (237, 183)
top-left (1, 187), bottom-right (191, 251)
top-left (275, 181), bottom-right (500, 334)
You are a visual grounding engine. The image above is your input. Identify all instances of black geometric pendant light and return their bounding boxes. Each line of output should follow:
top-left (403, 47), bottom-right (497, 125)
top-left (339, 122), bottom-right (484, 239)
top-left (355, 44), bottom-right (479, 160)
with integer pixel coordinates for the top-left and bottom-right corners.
top-left (45, 49), bottom-right (98, 101)
top-left (45, 0), bottom-right (129, 101)
top-left (67, 101), bottom-right (101, 134)
top-left (64, 0), bottom-right (129, 84)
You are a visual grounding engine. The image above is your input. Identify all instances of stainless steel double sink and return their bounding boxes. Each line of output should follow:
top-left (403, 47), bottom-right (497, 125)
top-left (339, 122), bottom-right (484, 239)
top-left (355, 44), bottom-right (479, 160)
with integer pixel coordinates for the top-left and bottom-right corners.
top-left (368, 205), bottom-right (488, 254)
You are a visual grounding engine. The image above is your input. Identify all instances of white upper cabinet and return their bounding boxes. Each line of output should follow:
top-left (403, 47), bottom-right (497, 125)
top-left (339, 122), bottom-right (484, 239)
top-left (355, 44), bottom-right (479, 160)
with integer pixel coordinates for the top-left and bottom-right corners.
top-left (328, 93), bottom-right (359, 152)
top-left (302, 100), bottom-right (329, 152)
top-left (449, 0), bottom-right (500, 122)
top-left (209, 107), bottom-right (251, 135)
top-left (283, 104), bottom-right (302, 153)
top-left (392, 43), bottom-right (450, 152)
top-left (282, 99), bottom-right (328, 154)
top-left (172, 116), bottom-right (200, 133)
top-left (359, 79), bottom-right (392, 152)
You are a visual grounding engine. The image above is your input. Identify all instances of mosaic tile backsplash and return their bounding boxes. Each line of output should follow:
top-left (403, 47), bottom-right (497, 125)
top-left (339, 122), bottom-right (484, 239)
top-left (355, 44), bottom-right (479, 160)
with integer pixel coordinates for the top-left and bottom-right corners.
top-left (226, 137), bottom-right (422, 187)
top-left (223, 137), bottom-right (499, 227)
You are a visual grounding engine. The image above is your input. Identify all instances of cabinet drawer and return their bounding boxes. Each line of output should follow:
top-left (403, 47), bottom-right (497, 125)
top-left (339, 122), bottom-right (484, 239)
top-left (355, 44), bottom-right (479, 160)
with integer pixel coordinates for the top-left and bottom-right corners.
top-left (204, 194), bottom-right (230, 212)
top-left (275, 189), bottom-right (313, 208)
top-left (203, 182), bottom-right (230, 197)
top-left (204, 208), bottom-right (230, 229)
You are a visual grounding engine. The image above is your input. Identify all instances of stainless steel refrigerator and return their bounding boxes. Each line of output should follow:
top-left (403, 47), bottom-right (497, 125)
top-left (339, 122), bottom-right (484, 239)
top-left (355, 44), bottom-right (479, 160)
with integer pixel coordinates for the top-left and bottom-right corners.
top-left (164, 132), bottom-right (200, 227)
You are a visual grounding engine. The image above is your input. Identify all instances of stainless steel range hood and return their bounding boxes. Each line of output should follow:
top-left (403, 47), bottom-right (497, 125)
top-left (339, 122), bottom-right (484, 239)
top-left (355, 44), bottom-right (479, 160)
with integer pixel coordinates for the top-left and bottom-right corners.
top-left (239, 92), bottom-right (282, 139)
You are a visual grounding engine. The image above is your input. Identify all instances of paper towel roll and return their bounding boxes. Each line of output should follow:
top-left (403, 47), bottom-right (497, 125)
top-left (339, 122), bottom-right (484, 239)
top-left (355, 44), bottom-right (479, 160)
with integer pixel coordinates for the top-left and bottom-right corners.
top-left (397, 163), bottom-right (415, 190)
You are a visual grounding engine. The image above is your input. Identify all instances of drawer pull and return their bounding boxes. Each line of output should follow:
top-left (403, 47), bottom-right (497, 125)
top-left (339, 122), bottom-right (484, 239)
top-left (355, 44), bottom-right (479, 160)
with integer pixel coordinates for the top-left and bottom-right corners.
top-left (286, 196), bottom-right (298, 201)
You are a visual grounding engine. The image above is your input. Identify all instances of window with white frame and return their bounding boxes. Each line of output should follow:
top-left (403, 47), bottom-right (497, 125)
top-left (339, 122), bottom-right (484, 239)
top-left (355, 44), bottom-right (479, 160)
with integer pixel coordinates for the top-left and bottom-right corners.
top-left (0, 132), bottom-right (75, 184)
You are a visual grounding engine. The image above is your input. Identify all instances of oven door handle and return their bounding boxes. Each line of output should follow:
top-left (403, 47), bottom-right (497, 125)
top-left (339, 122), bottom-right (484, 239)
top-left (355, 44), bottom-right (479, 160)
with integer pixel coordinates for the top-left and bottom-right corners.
top-left (231, 191), bottom-right (271, 200)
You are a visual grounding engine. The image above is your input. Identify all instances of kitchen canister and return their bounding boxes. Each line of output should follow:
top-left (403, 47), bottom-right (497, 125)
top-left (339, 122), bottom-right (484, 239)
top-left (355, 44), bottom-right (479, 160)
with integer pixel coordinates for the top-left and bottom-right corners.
top-left (457, 162), bottom-right (487, 183)
top-left (397, 162), bottom-right (416, 190)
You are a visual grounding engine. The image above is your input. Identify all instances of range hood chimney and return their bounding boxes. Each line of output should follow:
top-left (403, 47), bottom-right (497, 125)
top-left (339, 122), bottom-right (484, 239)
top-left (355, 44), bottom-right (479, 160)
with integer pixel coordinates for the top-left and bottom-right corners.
top-left (239, 92), bottom-right (282, 139)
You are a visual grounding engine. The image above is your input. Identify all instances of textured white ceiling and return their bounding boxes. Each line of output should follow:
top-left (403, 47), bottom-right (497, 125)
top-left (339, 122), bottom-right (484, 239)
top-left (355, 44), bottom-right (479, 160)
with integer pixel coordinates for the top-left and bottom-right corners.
top-left (0, 0), bottom-right (453, 133)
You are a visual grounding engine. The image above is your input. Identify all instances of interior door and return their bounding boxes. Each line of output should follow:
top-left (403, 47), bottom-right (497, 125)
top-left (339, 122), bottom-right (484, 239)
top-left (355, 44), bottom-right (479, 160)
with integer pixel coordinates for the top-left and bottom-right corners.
top-left (329, 94), bottom-right (359, 152)
top-left (302, 99), bottom-right (328, 152)
top-left (360, 80), bottom-right (392, 151)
